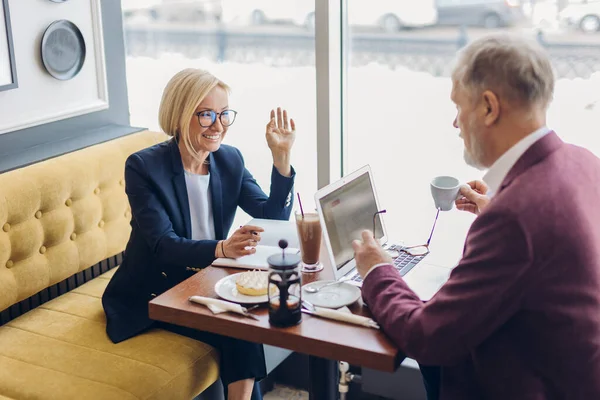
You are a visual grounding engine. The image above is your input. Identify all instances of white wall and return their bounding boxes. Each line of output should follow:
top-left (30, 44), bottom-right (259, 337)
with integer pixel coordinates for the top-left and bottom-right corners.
top-left (0, 0), bottom-right (107, 134)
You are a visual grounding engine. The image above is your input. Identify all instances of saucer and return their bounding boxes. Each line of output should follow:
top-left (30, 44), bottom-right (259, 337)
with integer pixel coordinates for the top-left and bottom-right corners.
top-left (301, 280), bottom-right (361, 309)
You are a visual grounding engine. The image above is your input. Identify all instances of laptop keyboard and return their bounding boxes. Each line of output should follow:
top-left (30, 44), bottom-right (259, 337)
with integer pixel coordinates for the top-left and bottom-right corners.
top-left (348, 245), bottom-right (425, 283)
top-left (393, 251), bottom-right (426, 276)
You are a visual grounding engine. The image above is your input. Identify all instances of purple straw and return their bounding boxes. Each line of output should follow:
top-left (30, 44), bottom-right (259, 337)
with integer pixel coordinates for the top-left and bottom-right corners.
top-left (297, 193), bottom-right (305, 218)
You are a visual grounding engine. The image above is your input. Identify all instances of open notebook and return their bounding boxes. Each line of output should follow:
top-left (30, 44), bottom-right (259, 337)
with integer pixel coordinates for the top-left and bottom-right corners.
top-left (212, 244), bottom-right (300, 270)
top-left (212, 218), bottom-right (300, 270)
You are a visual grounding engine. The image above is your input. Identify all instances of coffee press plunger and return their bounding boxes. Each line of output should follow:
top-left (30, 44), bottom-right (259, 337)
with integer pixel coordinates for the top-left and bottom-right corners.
top-left (267, 239), bottom-right (302, 327)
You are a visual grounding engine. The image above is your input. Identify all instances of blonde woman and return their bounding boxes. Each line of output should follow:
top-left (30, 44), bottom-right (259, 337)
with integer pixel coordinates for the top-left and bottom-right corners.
top-left (102, 68), bottom-right (297, 400)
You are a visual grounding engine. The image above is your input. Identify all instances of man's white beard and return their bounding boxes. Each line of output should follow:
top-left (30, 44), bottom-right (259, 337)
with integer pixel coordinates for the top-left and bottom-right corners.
top-left (461, 116), bottom-right (486, 170)
top-left (463, 147), bottom-right (486, 171)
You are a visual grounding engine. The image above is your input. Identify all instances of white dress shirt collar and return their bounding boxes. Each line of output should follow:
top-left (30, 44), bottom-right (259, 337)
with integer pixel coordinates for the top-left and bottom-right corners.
top-left (483, 126), bottom-right (551, 198)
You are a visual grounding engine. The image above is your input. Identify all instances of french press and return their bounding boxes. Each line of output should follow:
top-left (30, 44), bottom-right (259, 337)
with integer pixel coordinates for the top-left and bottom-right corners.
top-left (267, 240), bottom-right (302, 327)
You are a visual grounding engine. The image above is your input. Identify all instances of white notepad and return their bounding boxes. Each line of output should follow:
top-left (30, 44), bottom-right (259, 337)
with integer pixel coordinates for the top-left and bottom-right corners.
top-left (212, 245), bottom-right (300, 270)
top-left (246, 218), bottom-right (299, 249)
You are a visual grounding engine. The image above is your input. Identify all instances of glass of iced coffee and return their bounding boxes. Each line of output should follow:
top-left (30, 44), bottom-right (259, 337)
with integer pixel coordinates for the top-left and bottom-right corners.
top-left (295, 211), bottom-right (323, 273)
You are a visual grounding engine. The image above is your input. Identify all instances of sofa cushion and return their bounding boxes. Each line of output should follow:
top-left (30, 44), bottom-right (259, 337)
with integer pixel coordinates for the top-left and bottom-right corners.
top-left (0, 268), bottom-right (219, 400)
top-left (0, 131), bottom-right (169, 312)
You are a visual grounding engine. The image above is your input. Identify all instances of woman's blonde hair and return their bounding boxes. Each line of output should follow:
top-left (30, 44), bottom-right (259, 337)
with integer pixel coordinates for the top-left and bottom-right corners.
top-left (158, 68), bottom-right (230, 162)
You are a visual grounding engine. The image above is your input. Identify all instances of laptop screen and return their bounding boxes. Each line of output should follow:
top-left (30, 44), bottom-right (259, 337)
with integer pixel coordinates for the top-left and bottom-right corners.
top-left (318, 170), bottom-right (384, 271)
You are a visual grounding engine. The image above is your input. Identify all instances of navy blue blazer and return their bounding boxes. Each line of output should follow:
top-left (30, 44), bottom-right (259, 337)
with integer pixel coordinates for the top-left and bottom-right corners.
top-left (102, 138), bottom-right (295, 343)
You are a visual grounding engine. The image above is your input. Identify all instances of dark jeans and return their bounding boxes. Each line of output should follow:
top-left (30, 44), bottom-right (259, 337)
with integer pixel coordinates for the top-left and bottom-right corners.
top-left (419, 364), bottom-right (441, 400)
top-left (157, 322), bottom-right (266, 400)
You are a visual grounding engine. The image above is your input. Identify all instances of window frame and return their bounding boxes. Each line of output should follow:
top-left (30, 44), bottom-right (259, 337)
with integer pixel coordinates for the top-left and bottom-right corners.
top-left (315, 0), bottom-right (347, 189)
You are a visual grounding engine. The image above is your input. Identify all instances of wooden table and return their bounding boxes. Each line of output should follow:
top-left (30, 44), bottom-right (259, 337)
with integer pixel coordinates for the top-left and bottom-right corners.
top-left (149, 264), bottom-right (403, 399)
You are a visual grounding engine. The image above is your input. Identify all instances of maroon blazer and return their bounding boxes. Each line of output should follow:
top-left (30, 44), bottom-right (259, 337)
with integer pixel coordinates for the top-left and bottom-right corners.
top-left (363, 132), bottom-right (600, 399)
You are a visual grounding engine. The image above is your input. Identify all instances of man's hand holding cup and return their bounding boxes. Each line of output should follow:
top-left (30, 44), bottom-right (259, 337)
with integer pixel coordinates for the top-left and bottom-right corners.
top-left (455, 180), bottom-right (491, 215)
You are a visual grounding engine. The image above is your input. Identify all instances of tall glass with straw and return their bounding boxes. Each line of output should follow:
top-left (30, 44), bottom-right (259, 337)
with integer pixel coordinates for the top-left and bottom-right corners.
top-left (294, 193), bottom-right (323, 273)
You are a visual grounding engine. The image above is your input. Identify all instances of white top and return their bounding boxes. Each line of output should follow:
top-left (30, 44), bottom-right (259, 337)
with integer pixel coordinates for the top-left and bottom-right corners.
top-left (184, 171), bottom-right (216, 241)
top-left (483, 126), bottom-right (551, 198)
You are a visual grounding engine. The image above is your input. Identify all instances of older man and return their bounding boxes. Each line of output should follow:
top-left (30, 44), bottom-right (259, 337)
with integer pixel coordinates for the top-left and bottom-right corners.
top-left (353, 33), bottom-right (600, 399)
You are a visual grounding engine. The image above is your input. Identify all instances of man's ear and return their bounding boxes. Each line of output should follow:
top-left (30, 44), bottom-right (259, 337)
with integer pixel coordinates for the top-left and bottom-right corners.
top-left (482, 90), bottom-right (500, 127)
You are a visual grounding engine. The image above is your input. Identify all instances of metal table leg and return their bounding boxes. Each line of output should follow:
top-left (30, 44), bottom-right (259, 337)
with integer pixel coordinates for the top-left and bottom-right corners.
top-left (308, 355), bottom-right (339, 400)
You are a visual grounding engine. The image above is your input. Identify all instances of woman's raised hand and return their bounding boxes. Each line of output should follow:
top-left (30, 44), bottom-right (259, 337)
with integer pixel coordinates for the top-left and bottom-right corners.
top-left (266, 107), bottom-right (296, 177)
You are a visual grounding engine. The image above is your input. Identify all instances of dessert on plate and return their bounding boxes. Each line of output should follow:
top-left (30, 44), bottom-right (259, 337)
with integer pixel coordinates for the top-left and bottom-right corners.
top-left (235, 270), bottom-right (270, 296)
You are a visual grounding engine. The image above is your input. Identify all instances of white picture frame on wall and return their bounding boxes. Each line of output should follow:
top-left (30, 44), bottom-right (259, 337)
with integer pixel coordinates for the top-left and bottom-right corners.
top-left (0, 0), bottom-right (109, 134)
top-left (0, 0), bottom-right (17, 91)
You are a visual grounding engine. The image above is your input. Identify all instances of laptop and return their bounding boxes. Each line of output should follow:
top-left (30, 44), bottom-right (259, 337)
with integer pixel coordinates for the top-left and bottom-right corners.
top-left (314, 165), bottom-right (451, 301)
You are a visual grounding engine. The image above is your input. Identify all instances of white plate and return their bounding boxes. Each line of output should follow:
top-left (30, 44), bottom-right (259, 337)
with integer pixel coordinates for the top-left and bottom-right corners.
top-left (301, 280), bottom-right (361, 309)
top-left (214, 273), bottom-right (270, 304)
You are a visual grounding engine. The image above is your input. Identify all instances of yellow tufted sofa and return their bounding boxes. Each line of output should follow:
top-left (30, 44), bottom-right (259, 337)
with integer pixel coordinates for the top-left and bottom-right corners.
top-left (0, 131), bottom-right (220, 399)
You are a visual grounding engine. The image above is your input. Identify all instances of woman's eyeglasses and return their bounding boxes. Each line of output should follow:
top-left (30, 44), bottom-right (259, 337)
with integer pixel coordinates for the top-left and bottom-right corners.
top-left (372, 207), bottom-right (441, 257)
top-left (196, 109), bottom-right (237, 128)
top-left (401, 207), bottom-right (440, 256)
top-left (373, 209), bottom-right (387, 240)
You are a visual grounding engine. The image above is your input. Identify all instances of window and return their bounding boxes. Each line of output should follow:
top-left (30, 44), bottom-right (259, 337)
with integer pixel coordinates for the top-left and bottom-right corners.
top-left (344, 1), bottom-right (600, 259)
top-left (122, 0), bottom-right (318, 228)
top-left (121, 1), bottom-right (600, 247)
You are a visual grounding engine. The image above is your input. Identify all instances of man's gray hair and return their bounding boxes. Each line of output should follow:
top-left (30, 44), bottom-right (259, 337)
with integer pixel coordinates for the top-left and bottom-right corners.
top-left (452, 33), bottom-right (554, 110)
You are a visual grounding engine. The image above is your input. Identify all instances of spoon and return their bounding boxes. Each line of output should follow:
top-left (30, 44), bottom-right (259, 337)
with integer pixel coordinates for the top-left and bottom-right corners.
top-left (304, 281), bottom-right (342, 293)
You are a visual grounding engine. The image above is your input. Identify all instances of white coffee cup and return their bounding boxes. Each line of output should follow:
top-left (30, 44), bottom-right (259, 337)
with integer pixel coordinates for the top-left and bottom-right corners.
top-left (430, 176), bottom-right (461, 211)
